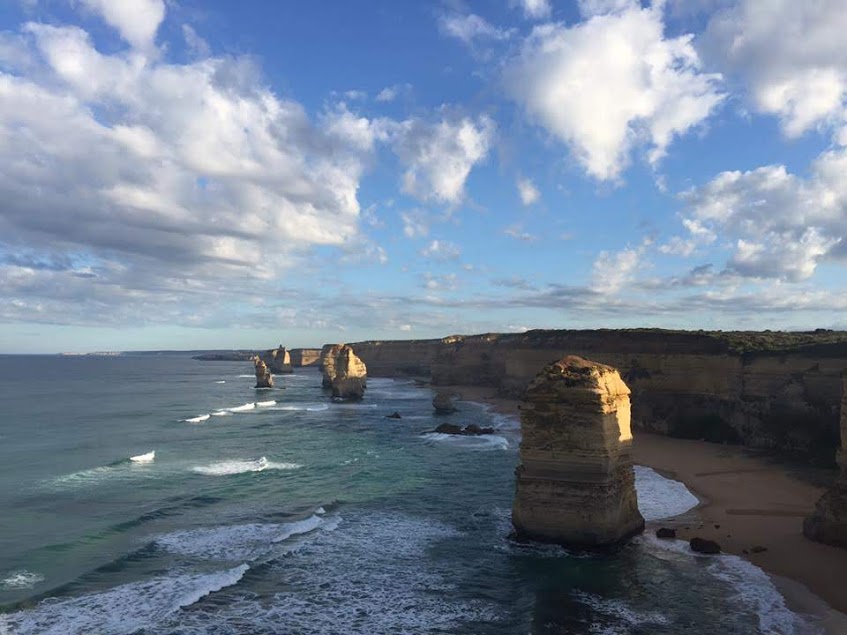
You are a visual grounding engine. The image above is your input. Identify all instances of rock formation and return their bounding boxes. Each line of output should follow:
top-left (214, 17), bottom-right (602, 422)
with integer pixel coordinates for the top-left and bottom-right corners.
top-left (262, 345), bottom-right (293, 374)
top-left (253, 356), bottom-right (273, 389)
top-left (432, 423), bottom-right (495, 436)
top-left (432, 392), bottom-right (457, 414)
top-left (804, 372), bottom-right (847, 547)
top-left (330, 346), bottom-right (368, 401)
top-left (512, 355), bottom-right (644, 548)
top-left (290, 348), bottom-right (321, 367)
top-left (320, 344), bottom-right (345, 388)
top-left (349, 330), bottom-right (847, 462)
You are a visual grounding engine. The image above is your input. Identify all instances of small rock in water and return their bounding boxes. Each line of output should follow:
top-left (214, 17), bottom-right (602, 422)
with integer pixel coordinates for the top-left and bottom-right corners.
top-left (463, 423), bottom-right (494, 435)
top-left (433, 423), bottom-right (463, 435)
top-left (385, 411), bottom-right (402, 419)
top-left (656, 527), bottom-right (676, 539)
top-left (432, 392), bottom-right (457, 414)
top-left (690, 537), bottom-right (721, 554)
top-left (750, 545), bottom-right (768, 553)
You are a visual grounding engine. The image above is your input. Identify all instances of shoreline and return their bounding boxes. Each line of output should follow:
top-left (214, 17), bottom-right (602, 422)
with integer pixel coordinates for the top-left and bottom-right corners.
top-left (448, 384), bottom-right (847, 632)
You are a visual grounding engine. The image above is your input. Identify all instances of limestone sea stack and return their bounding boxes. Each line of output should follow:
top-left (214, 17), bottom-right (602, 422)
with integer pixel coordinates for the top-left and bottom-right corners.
top-left (253, 356), bottom-right (273, 389)
top-left (263, 345), bottom-right (293, 374)
top-left (804, 372), bottom-right (847, 547)
top-left (320, 344), bottom-right (345, 388)
top-left (330, 345), bottom-right (368, 401)
top-left (512, 355), bottom-right (644, 548)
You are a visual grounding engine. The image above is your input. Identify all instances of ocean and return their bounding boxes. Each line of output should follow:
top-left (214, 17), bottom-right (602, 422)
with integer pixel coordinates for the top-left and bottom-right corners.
top-left (0, 354), bottom-right (823, 634)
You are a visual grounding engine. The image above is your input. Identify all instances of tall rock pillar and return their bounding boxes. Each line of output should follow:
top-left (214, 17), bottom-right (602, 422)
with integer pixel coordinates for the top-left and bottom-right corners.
top-left (804, 372), bottom-right (847, 547)
top-left (512, 355), bottom-right (644, 547)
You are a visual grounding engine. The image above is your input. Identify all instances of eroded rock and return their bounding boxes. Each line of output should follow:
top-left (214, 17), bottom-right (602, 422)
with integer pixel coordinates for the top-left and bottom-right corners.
top-left (329, 345), bottom-right (367, 401)
top-left (433, 392), bottom-right (457, 414)
top-left (263, 345), bottom-right (293, 374)
top-left (690, 537), bottom-right (721, 554)
top-left (804, 372), bottom-right (847, 548)
top-left (320, 344), bottom-right (345, 388)
top-left (512, 355), bottom-right (644, 548)
top-left (253, 356), bottom-right (273, 389)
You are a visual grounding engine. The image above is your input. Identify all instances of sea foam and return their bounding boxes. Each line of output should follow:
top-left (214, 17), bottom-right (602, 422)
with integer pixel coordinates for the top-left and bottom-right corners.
top-left (420, 432), bottom-right (509, 451)
top-left (1, 570), bottom-right (45, 590)
top-left (183, 414), bottom-right (210, 423)
top-left (191, 457), bottom-right (301, 476)
top-left (129, 451), bottom-right (155, 463)
top-left (2, 564), bottom-right (248, 635)
top-left (634, 465), bottom-right (699, 521)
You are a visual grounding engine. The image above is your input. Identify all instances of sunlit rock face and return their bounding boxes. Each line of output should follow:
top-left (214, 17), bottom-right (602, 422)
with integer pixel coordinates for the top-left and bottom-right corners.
top-left (512, 355), bottom-right (644, 548)
top-left (330, 346), bottom-right (368, 401)
top-left (253, 356), bottom-right (274, 389)
top-left (263, 346), bottom-right (293, 374)
top-left (290, 348), bottom-right (321, 366)
top-left (805, 373), bottom-right (847, 548)
top-left (320, 344), bottom-right (345, 389)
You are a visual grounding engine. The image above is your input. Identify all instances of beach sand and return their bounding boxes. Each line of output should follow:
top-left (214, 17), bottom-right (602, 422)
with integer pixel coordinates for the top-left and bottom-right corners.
top-left (449, 385), bottom-right (847, 632)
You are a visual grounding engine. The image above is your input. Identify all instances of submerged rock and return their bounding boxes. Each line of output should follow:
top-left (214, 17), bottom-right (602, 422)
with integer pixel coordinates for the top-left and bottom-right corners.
top-left (431, 423), bottom-right (495, 436)
top-left (804, 372), bottom-right (847, 548)
top-left (433, 392), bottom-right (457, 414)
top-left (385, 412), bottom-right (403, 419)
top-left (512, 355), bottom-right (645, 548)
top-left (690, 537), bottom-right (721, 554)
top-left (253, 356), bottom-right (273, 389)
top-left (330, 346), bottom-right (368, 401)
top-left (656, 527), bottom-right (677, 539)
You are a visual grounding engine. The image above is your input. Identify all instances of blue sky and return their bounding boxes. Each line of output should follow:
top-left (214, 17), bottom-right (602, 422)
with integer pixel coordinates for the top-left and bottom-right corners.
top-left (1, 0), bottom-right (846, 353)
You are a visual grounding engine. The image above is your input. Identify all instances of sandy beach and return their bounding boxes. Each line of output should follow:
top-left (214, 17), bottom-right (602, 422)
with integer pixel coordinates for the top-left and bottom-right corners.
top-left (450, 385), bottom-right (847, 631)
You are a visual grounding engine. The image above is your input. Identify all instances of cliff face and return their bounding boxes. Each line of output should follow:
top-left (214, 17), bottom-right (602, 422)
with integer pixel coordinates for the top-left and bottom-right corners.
top-left (350, 330), bottom-right (847, 460)
top-left (512, 356), bottom-right (644, 547)
top-left (290, 348), bottom-right (321, 367)
top-left (324, 345), bottom-right (367, 400)
top-left (320, 344), bottom-right (345, 388)
top-left (804, 374), bottom-right (847, 547)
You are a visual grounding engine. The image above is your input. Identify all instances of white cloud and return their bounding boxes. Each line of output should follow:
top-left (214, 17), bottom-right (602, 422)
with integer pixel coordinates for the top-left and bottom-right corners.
top-left (438, 13), bottom-right (512, 45)
top-left (375, 83), bottom-right (411, 103)
top-left (0, 12), bottom-right (381, 324)
top-left (511, 0), bottom-right (552, 20)
top-left (591, 242), bottom-right (649, 294)
top-left (516, 176), bottom-right (540, 205)
top-left (504, 1), bottom-right (724, 181)
top-left (80, 0), bottom-right (165, 51)
top-left (504, 224), bottom-right (537, 242)
top-left (705, 0), bottom-right (847, 138)
top-left (181, 24), bottom-right (210, 58)
top-left (678, 148), bottom-right (847, 280)
top-left (400, 210), bottom-right (430, 238)
top-left (392, 114), bottom-right (495, 204)
top-left (420, 240), bottom-right (461, 260)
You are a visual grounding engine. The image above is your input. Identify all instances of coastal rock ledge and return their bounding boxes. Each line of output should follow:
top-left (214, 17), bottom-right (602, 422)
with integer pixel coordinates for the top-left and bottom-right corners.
top-left (512, 355), bottom-right (645, 548)
top-left (804, 372), bottom-right (847, 547)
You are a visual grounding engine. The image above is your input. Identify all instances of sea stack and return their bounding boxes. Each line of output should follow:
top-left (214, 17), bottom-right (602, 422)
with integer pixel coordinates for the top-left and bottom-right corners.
top-left (253, 356), bottom-right (273, 389)
top-left (263, 345), bottom-right (293, 374)
top-left (320, 344), bottom-right (345, 388)
top-left (512, 355), bottom-right (644, 548)
top-left (330, 345), bottom-right (368, 401)
top-left (804, 372), bottom-right (847, 547)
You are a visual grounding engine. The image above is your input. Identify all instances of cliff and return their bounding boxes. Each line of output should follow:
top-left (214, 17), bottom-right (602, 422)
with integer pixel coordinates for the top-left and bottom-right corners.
top-left (262, 346), bottom-right (293, 374)
top-left (349, 330), bottom-right (847, 462)
top-left (513, 356), bottom-right (644, 547)
top-left (804, 373), bottom-right (847, 547)
top-left (290, 348), bottom-right (321, 367)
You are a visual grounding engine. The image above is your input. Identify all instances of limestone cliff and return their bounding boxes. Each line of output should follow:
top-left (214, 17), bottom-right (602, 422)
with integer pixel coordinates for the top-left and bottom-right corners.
top-left (262, 345), bottom-right (293, 374)
top-left (512, 356), bottom-right (644, 547)
top-left (290, 348), bottom-right (321, 367)
top-left (349, 330), bottom-right (847, 462)
top-left (330, 346), bottom-right (367, 400)
top-left (804, 373), bottom-right (847, 547)
top-left (253, 356), bottom-right (273, 389)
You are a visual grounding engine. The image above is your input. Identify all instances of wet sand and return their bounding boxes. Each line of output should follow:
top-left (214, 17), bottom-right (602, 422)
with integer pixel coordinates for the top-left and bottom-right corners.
top-left (450, 385), bottom-right (847, 631)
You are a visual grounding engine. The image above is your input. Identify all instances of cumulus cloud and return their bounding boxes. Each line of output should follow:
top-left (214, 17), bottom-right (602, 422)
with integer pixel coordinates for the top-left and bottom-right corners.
top-left (400, 210), bottom-right (430, 238)
top-left (79, 0), bottom-right (165, 51)
top-left (420, 240), bottom-right (461, 260)
top-left (591, 241), bottom-right (650, 294)
top-left (0, 10), bottom-right (380, 326)
top-left (676, 149), bottom-right (847, 280)
top-left (516, 177), bottom-right (540, 205)
top-left (704, 0), bottom-right (847, 138)
top-left (375, 83), bottom-right (412, 103)
top-left (504, 0), bottom-right (724, 180)
top-left (392, 114), bottom-right (495, 204)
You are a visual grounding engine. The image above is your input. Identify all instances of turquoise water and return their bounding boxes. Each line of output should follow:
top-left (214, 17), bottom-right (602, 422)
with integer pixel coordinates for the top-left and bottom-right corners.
top-left (0, 355), bottom-right (822, 634)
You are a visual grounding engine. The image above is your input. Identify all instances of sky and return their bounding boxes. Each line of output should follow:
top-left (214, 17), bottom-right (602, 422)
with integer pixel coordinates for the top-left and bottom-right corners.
top-left (1, 0), bottom-right (846, 353)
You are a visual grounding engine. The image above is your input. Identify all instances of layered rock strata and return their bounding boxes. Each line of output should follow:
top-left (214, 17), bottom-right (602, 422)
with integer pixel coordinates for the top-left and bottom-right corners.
top-left (804, 373), bottom-right (847, 547)
top-left (330, 346), bottom-right (368, 401)
top-left (290, 348), bottom-right (321, 367)
top-left (253, 356), bottom-right (273, 389)
top-left (349, 330), bottom-right (847, 461)
top-left (320, 344), bottom-right (345, 388)
top-left (512, 356), bottom-right (644, 547)
top-left (262, 345), bottom-right (293, 374)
